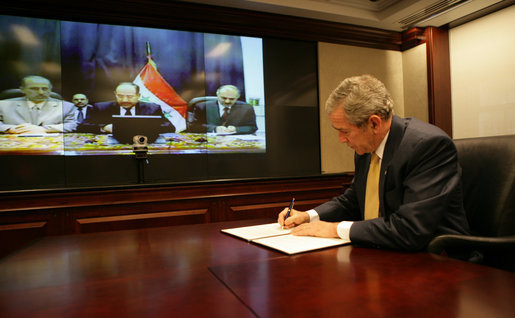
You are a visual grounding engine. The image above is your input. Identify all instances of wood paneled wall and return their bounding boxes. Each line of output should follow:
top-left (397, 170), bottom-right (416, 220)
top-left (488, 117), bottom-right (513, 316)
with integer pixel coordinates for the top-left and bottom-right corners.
top-left (425, 27), bottom-right (453, 137)
top-left (0, 174), bottom-right (352, 257)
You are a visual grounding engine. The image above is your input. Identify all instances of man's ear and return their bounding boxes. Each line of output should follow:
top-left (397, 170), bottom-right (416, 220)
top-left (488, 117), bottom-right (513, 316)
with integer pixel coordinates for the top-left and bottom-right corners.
top-left (369, 115), bottom-right (381, 130)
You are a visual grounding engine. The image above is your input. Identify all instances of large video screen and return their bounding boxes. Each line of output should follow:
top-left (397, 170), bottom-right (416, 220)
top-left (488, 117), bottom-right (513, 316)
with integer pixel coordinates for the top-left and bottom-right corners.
top-left (0, 13), bottom-right (320, 191)
top-left (0, 15), bottom-right (266, 155)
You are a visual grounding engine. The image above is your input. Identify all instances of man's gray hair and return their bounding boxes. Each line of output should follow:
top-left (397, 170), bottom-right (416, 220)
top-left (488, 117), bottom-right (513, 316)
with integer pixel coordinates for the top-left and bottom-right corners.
top-left (116, 82), bottom-right (140, 94)
top-left (216, 85), bottom-right (240, 97)
top-left (21, 75), bottom-right (52, 88)
top-left (325, 74), bottom-right (393, 127)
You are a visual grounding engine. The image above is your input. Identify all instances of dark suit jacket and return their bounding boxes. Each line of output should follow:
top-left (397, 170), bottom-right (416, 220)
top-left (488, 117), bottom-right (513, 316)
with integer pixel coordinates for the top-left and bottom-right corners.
top-left (77, 101), bottom-right (175, 133)
top-left (315, 115), bottom-right (470, 251)
top-left (188, 100), bottom-right (257, 134)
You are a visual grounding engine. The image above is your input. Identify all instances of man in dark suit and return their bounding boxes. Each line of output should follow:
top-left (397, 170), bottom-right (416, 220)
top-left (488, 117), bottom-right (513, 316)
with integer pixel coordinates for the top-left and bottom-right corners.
top-left (278, 74), bottom-right (470, 251)
top-left (78, 82), bottom-right (175, 134)
top-left (188, 85), bottom-right (257, 134)
top-left (72, 93), bottom-right (93, 125)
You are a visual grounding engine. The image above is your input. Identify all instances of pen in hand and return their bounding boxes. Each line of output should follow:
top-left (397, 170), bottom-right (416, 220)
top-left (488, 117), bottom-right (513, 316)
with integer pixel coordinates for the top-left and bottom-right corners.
top-left (282, 198), bottom-right (295, 229)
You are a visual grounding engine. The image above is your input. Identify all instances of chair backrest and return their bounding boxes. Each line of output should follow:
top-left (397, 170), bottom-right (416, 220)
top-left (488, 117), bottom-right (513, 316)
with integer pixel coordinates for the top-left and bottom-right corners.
top-left (186, 96), bottom-right (218, 129)
top-left (0, 88), bottom-right (63, 100)
top-left (188, 96), bottom-right (218, 109)
top-left (454, 134), bottom-right (515, 237)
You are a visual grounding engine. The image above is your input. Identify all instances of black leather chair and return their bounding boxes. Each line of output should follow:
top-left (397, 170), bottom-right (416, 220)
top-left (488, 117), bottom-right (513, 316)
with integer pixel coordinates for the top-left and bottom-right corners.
top-left (427, 134), bottom-right (515, 271)
top-left (188, 96), bottom-right (217, 107)
top-left (186, 96), bottom-right (217, 131)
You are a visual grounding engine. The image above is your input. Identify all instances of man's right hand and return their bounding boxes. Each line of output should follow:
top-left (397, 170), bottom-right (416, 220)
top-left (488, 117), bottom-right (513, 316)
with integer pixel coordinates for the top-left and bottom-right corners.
top-left (101, 124), bottom-right (113, 133)
top-left (6, 123), bottom-right (46, 134)
top-left (215, 125), bottom-right (236, 134)
top-left (278, 207), bottom-right (310, 229)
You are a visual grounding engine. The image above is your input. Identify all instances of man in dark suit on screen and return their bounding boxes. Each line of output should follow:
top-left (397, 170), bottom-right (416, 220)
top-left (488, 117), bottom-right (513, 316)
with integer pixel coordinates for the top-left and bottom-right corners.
top-left (188, 85), bottom-right (257, 134)
top-left (78, 82), bottom-right (174, 134)
top-left (278, 74), bottom-right (470, 251)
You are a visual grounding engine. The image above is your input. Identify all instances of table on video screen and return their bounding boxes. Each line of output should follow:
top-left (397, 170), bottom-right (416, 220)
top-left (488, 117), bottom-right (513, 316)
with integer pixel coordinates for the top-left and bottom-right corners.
top-left (1, 219), bottom-right (514, 317)
top-left (0, 132), bottom-right (266, 155)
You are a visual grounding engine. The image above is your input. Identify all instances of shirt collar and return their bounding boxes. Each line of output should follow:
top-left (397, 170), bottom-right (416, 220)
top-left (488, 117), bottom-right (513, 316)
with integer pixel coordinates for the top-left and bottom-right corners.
top-left (27, 100), bottom-right (43, 109)
top-left (374, 130), bottom-right (390, 161)
top-left (120, 106), bottom-right (134, 115)
top-left (218, 100), bottom-right (232, 110)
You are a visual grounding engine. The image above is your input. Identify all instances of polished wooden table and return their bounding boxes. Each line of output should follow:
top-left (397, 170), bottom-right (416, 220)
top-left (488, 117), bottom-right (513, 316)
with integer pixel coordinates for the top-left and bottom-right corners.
top-left (1, 220), bottom-right (514, 317)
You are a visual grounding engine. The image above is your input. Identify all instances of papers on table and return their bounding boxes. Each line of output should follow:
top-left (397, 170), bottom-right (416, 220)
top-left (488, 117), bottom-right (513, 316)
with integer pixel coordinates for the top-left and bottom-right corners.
top-left (221, 222), bottom-right (350, 255)
top-left (221, 222), bottom-right (291, 241)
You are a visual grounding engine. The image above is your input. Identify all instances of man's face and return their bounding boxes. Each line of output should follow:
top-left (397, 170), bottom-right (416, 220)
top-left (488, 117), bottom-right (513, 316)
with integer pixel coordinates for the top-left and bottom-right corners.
top-left (217, 88), bottom-right (239, 108)
top-left (329, 106), bottom-right (376, 155)
top-left (115, 84), bottom-right (140, 109)
top-left (72, 94), bottom-right (88, 107)
top-left (20, 77), bottom-right (52, 103)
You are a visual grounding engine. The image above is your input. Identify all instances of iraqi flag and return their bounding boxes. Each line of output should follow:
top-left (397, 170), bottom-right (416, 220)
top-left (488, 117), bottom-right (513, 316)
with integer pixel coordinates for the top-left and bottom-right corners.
top-left (133, 54), bottom-right (188, 132)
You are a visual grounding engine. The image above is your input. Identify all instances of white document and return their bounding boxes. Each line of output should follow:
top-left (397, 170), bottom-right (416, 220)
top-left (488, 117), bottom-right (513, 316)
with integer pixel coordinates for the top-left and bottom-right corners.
top-left (221, 222), bottom-right (350, 254)
top-left (253, 235), bottom-right (350, 255)
top-left (221, 222), bottom-right (291, 241)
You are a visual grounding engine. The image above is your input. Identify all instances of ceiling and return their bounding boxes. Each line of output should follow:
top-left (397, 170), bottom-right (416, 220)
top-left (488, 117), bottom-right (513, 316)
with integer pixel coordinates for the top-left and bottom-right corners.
top-left (176, 0), bottom-right (511, 31)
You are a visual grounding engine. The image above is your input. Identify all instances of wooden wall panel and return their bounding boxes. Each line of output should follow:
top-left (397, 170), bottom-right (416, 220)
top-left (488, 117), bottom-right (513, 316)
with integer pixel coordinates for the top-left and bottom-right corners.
top-left (425, 26), bottom-right (453, 136)
top-left (229, 198), bottom-right (328, 221)
top-left (0, 174), bottom-right (352, 257)
top-left (0, 221), bottom-right (47, 256)
top-left (76, 209), bottom-right (209, 233)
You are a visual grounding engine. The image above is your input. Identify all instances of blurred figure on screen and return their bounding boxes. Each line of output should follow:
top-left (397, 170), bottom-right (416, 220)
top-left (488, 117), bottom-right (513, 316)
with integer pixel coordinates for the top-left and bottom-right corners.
top-left (188, 85), bottom-right (257, 134)
top-left (72, 93), bottom-right (93, 126)
top-left (0, 76), bottom-right (76, 134)
top-left (77, 82), bottom-right (174, 134)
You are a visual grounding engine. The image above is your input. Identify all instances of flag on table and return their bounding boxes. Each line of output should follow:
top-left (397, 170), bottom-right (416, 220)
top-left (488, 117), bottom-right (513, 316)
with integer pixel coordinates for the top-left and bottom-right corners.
top-left (133, 43), bottom-right (187, 132)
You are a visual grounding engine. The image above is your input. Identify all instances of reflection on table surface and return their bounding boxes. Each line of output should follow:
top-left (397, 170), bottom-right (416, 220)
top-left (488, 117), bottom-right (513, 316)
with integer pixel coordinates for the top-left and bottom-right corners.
top-left (0, 132), bottom-right (266, 155)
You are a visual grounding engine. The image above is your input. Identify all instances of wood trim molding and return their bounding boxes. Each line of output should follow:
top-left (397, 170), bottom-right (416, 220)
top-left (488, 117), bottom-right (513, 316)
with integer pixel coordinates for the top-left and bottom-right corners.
top-left (231, 198), bottom-right (328, 213)
top-left (0, 221), bottom-right (47, 231)
top-left (3, 0), bottom-right (404, 51)
top-left (0, 221), bottom-right (47, 257)
top-left (75, 209), bottom-right (209, 233)
top-left (0, 174), bottom-right (352, 233)
top-left (0, 175), bottom-right (351, 213)
top-left (425, 26), bottom-right (453, 136)
top-left (401, 27), bottom-right (426, 51)
top-left (76, 210), bottom-right (208, 225)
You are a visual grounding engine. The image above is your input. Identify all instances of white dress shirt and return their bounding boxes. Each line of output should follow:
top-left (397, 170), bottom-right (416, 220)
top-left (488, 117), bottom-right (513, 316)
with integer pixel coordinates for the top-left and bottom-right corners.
top-left (218, 101), bottom-right (231, 117)
top-left (307, 130), bottom-right (390, 241)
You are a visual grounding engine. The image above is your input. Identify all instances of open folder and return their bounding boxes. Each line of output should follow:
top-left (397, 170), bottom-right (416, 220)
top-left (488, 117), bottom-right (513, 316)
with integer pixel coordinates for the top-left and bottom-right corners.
top-left (221, 223), bottom-right (351, 255)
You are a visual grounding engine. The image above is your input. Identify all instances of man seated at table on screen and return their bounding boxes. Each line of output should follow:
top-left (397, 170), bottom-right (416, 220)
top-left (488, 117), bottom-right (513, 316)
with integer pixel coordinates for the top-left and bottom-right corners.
top-left (72, 93), bottom-right (93, 125)
top-left (0, 75), bottom-right (76, 134)
top-left (278, 74), bottom-right (470, 252)
top-left (188, 85), bottom-right (257, 135)
top-left (77, 82), bottom-right (175, 134)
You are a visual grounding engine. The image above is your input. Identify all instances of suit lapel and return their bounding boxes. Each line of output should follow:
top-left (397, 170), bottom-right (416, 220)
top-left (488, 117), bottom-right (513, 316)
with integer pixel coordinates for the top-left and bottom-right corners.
top-left (38, 100), bottom-right (60, 126)
top-left (226, 103), bottom-right (237, 122)
top-left (14, 100), bottom-right (32, 123)
top-left (206, 102), bottom-right (221, 125)
top-left (379, 115), bottom-right (404, 215)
